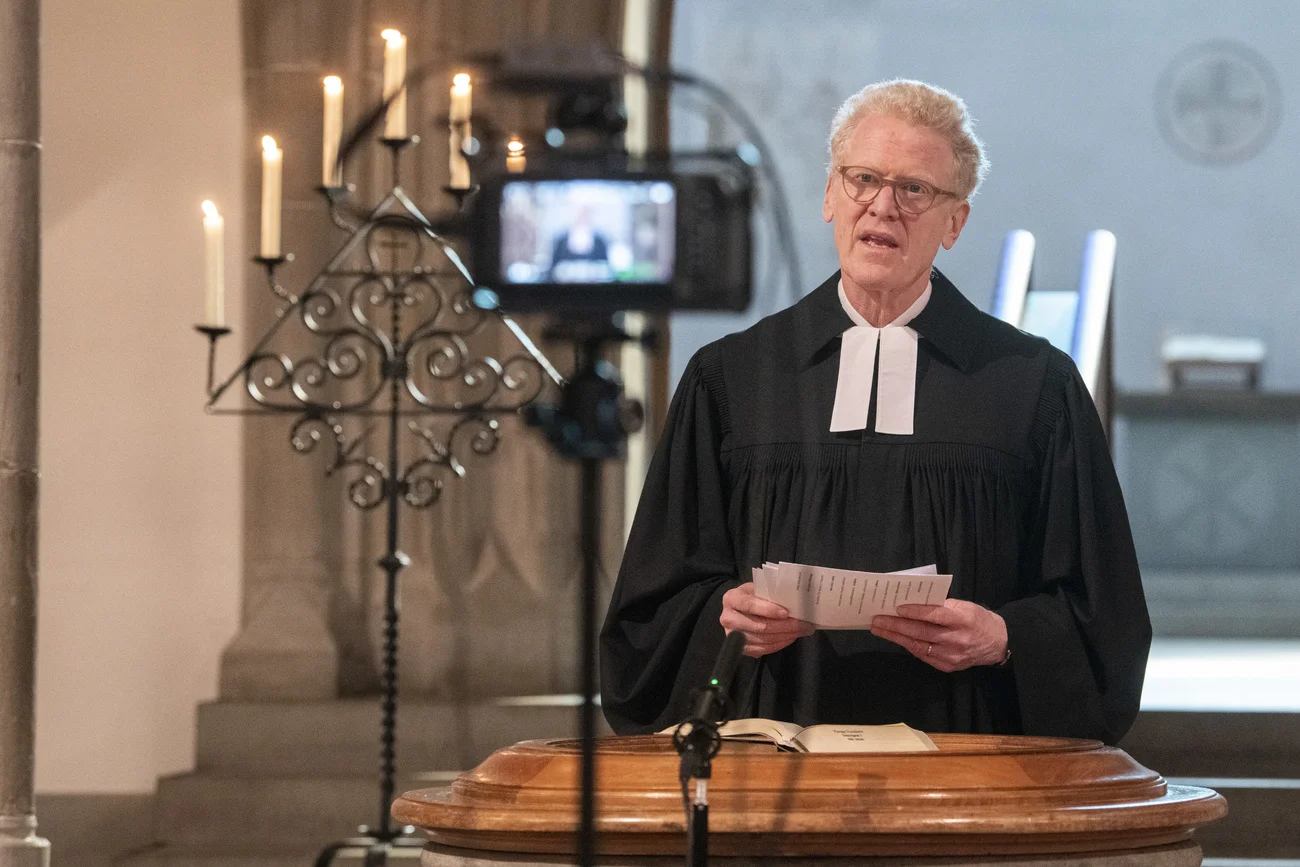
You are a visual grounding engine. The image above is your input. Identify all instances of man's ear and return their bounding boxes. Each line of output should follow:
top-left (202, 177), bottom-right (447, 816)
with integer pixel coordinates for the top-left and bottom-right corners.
top-left (822, 173), bottom-right (835, 223)
top-left (941, 201), bottom-right (971, 250)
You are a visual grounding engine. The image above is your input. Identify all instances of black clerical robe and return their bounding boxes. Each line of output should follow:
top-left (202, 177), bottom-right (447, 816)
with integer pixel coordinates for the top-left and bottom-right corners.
top-left (600, 269), bottom-right (1151, 744)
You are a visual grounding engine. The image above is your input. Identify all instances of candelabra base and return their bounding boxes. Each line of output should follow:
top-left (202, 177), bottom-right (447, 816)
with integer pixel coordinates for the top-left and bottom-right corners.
top-left (314, 830), bottom-right (425, 867)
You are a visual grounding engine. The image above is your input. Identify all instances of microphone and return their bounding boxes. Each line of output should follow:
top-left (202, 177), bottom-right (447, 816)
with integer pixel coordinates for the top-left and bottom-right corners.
top-left (691, 630), bottom-right (747, 725)
top-left (676, 631), bottom-right (747, 867)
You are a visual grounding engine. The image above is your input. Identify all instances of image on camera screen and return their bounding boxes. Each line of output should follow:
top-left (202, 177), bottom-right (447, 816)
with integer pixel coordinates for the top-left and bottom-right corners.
top-left (500, 180), bottom-right (676, 285)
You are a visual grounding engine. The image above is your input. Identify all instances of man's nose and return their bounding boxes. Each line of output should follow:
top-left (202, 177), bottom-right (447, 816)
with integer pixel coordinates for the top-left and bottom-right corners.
top-left (868, 185), bottom-right (901, 220)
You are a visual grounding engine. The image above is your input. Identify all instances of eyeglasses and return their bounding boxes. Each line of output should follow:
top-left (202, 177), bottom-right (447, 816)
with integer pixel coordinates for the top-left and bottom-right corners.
top-left (835, 166), bottom-right (962, 215)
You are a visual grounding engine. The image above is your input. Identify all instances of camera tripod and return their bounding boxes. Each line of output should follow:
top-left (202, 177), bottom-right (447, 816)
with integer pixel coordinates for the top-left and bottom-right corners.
top-left (524, 318), bottom-right (649, 867)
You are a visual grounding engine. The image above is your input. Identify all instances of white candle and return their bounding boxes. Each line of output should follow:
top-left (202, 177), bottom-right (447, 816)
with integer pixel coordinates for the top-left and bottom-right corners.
top-left (322, 75), bottom-right (344, 187)
top-left (449, 73), bottom-right (473, 189)
top-left (449, 128), bottom-right (470, 189)
top-left (506, 137), bottom-right (525, 174)
top-left (381, 29), bottom-right (407, 139)
top-left (450, 73), bottom-right (472, 124)
top-left (201, 200), bottom-right (225, 327)
top-left (260, 135), bottom-right (283, 258)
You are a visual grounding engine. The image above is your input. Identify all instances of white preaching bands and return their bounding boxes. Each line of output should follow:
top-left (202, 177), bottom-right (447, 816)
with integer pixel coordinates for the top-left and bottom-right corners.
top-left (830, 280), bottom-right (931, 436)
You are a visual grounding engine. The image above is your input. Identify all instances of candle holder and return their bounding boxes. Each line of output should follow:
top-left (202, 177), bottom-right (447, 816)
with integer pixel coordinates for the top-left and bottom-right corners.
top-left (252, 254), bottom-right (295, 302)
top-left (379, 135), bottom-right (418, 150)
top-left (317, 183), bottom-right (353, 201)
top-left (252, 253), bottom-right (291, 270)
top-left (441, 184), bottom-right (480, 210)
top-left (380, 135), bottom-right (418, 187)
top-left (195, 325), bottom-right (233, 399)
top-left (199, 144), bottom-right (562, 867)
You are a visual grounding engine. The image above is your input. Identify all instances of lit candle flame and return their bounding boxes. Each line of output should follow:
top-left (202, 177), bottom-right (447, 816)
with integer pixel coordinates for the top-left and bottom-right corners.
top-left (262, 135), bottom-right (279, 154)
top-left (382, 28), bottom-right (403, 46)
top-left (507, 138), bottom-right (524, 155)
top-left (448, 73), bottom-right (473, 186)
top-left (323, 75), bottom-right (342, 95)
top-left (201, 200), bottom-right (219, 219)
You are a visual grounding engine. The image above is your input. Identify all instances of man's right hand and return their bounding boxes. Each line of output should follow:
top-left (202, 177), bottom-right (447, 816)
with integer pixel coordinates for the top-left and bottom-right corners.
top-left (720, 582), bottom-right (816, 657)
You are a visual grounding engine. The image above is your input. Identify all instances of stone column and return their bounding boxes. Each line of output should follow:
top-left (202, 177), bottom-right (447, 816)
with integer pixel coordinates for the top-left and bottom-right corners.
top-left (368, 0), bottom-right (632, 703)
top-left (0, 1), bottom-right (49, 866)
top-left (220, 0), bottom-right (373, 700)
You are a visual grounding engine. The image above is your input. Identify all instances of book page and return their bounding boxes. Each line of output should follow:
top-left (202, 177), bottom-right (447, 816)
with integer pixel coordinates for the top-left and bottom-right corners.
top-left (791, 723), bottom-right (938, 753)
top-left (716, 718), bottom-right (805, 748)
top-left (762, 563), bottom-right (951, 629)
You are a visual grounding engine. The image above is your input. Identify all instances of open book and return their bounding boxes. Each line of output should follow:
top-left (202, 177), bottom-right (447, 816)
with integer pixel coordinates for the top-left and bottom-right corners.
top-left (716, 718), bottom-right (938, 753)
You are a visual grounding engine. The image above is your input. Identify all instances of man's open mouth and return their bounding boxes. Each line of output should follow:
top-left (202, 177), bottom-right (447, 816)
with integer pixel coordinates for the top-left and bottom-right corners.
top-left (859, 232), bottom-right (899, 248)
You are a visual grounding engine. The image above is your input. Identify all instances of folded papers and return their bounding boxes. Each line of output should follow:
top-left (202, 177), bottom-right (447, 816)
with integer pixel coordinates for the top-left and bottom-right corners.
top-left (752, 561), bottom-right (952, 629)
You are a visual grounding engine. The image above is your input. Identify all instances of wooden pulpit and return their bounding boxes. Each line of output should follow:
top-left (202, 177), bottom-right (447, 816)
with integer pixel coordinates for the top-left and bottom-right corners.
top-left (393, 734), bottom-right (1226, 866)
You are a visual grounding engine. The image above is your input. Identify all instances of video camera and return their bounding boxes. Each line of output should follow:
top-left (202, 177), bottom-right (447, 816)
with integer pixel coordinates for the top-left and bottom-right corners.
top-left (471, 154), bottom-right (752, 313)
top-left (467, 44), bottom-right (755, 315)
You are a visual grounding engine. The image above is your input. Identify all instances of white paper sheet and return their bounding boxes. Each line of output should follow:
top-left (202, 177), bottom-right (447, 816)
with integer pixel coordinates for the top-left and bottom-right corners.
top-left (751, 562), bottom-right (951, 630)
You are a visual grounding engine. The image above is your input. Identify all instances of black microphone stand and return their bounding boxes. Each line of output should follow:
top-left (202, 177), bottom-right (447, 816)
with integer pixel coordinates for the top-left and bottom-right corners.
top-left (672, 630), bottom-right (747, 867)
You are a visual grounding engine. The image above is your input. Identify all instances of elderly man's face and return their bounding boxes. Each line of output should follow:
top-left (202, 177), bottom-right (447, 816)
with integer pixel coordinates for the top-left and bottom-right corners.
top-left (822, 113), bottom-right (970, 297)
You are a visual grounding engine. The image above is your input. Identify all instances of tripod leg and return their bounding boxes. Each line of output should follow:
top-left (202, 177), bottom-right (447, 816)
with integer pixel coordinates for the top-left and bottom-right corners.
top-left (578, 455), bottom-right (600, 867)
top-left (364, 841), bottom-right (390, 867)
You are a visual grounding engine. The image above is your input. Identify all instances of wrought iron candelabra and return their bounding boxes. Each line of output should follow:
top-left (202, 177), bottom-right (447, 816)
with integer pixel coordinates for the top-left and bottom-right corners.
top-left (197, 136), bottom-right (561, 867)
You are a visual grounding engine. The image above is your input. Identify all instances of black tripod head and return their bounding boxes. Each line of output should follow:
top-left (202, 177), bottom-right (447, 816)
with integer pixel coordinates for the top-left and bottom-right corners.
top-left (524, 320), bottom-right (648, 461)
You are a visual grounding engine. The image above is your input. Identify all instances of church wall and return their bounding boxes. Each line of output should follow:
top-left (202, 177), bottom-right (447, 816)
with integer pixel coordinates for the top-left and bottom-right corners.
top-left (36, 0), bottom-right (244, 793)
top-left (668, 0), bottom-right (1300, 393)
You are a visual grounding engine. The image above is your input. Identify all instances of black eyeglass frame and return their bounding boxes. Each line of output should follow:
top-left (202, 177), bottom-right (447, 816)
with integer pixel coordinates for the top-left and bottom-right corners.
top-left (834, 165), bottom-right (963, 215)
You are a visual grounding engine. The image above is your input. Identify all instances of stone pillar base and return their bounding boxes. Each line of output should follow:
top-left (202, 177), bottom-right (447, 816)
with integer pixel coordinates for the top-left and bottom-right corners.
top-left (219, 581), bottom-right (338, 701)
top-left (0, 816), bottom-right (50, 867)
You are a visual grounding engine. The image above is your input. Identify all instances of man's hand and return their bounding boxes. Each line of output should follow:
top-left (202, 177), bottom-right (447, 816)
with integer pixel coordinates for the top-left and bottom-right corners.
top-left (720, 582), bottom-right (816, 658)
top-left (870, 599), bottom-right (1008, 672)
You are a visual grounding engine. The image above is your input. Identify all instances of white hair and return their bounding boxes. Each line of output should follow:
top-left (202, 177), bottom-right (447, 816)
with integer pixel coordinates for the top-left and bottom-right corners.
top-left (827, 79), bottom-right (990, 199)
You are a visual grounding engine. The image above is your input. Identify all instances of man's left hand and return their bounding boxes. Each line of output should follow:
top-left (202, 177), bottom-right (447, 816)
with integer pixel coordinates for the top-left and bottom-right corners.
top-left (870, 600), bottom-right (1008, 672)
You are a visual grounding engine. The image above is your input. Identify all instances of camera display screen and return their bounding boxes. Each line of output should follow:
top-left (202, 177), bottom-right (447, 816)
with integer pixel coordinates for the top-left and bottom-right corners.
top-left (499, 180), bottom-right (676, 285)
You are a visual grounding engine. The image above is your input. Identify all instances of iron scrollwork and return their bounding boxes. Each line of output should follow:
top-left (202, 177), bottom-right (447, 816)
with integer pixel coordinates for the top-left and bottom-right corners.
top-left (202, 185), bottom-right (560, 504)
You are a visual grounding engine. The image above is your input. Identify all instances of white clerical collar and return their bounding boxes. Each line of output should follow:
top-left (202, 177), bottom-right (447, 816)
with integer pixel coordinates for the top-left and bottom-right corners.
top-left (829, 280), bottom-right (931, 435)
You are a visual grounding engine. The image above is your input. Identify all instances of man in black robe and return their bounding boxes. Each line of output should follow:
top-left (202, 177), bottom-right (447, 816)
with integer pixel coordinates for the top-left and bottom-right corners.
top-left (548, 206), bottom-right (613, 283)
top-left (600, 79), bottom-right (1150, 744)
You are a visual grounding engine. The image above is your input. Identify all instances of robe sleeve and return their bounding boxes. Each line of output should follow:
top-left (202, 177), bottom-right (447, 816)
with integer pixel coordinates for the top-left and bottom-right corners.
top-left (997, 351), bottom-right (1151, 744)
top-left (600, 348), bottom-right (739, 734)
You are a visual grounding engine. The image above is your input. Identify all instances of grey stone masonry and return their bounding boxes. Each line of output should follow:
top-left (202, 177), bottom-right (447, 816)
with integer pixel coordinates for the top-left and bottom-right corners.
top-left (0, 0), bottom-right (50, 866)
top-left (219, 0), bottom-right (372, 701)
